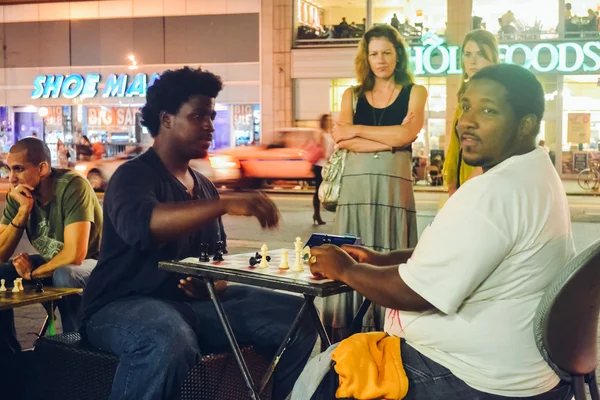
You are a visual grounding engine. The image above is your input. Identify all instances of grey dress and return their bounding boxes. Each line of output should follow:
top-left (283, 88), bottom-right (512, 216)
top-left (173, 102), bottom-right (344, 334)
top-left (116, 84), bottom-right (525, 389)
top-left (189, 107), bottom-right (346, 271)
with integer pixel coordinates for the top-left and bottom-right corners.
top-left (322, 85), bottom-right (418, 341)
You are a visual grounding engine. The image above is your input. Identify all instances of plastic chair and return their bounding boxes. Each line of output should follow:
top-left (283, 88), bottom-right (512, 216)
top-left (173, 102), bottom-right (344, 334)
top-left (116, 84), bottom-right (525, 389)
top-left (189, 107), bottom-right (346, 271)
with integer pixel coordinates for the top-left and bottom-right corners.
top-left (534, 239), bottom-right (600, 399)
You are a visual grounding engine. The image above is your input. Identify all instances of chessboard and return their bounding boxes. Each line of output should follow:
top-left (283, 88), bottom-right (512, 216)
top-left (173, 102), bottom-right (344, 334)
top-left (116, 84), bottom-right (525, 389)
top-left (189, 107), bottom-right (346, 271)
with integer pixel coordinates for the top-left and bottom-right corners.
top-left (178, 248), bottom-right (333, 285)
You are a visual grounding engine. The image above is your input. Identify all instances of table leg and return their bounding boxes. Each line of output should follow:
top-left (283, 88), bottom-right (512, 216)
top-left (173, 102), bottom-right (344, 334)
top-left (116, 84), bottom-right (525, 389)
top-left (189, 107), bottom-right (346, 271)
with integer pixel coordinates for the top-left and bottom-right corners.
top-left (351, 299), bottom-right (372, 334)
top-left (204, 279), bottom-right (260, 400)
top-left (304, 295), bottom-right (332, 351)
top-left (259, 297), bottom-right (312, 394)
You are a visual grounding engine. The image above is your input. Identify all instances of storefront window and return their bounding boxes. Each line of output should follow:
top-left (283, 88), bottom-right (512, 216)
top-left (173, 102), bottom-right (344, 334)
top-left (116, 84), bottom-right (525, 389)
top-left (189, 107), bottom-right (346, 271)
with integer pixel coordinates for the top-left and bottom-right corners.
top-left (231, 104), bottom-right (260, 147)
top-left (560, 75), bottom-right (600, 175)
top-left (373, 0), bottom-right (446, 47)
top-left (295, 0), bottom-right (368, 47)
top-left (330, 78), bottom-right (358, 113)
top-left (564, 2), bottom-right (599, 39)
top-left (413, 77), bottom-right (447, 160)
top-left (536, 75), bottom-right (559, 165)
top-left (472, 0), bottom-right (559, 41)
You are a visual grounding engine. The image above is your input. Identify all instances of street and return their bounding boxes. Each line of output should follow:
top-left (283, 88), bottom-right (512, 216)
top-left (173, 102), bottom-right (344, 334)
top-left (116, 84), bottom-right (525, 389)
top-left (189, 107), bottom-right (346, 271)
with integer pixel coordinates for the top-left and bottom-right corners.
top-left (7, 190), bottom-right (600, 350)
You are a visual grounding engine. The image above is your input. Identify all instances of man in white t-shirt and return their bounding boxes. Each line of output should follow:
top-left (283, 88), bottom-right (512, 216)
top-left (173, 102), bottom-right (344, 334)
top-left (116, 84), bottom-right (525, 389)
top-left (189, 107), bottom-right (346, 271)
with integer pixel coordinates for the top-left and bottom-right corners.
top-left (294, 64), bottom-right (575, 400)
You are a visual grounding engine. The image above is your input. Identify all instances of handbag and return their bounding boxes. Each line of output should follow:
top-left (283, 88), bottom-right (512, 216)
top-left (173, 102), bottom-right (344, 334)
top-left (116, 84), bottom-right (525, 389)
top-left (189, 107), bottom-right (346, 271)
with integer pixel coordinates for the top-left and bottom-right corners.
top-left (318, 86), bottom-right (358, 212)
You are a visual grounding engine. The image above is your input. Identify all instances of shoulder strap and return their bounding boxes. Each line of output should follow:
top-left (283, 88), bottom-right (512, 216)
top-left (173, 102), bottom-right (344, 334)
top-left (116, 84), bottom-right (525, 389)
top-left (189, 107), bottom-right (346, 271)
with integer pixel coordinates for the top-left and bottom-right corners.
top-left (352, 86), bottom-right (359, 114)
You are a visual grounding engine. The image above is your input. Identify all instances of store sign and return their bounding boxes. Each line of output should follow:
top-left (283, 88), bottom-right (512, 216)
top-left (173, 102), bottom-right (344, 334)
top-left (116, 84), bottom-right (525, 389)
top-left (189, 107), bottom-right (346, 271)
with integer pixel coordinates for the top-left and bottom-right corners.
top-left (411, 41), bottom-right (600, 76)
top-left (87, 106), bottom-right (139, 127)
top-left (31, 73), bottom-right (161, 100)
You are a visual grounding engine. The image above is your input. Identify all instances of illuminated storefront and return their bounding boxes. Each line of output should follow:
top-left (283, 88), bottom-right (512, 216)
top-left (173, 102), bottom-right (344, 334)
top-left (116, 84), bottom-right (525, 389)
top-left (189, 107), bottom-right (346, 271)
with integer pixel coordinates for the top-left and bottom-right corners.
top-left (293, 38), bottom-right (600, 177)
top-left (0, 69), bottom-right (260, 165)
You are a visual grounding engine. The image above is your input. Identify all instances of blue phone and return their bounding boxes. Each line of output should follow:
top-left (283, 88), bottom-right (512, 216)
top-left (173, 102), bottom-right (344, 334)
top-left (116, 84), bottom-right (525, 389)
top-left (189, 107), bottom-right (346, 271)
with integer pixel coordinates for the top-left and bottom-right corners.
top-left (304, 233), bottom-right (361, 248)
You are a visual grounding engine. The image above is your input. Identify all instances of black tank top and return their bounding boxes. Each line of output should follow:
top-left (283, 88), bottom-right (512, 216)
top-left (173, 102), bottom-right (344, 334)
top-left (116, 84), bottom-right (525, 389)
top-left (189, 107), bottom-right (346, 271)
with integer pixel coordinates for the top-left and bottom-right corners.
top-left (353, 84), bottom-right (414, 153)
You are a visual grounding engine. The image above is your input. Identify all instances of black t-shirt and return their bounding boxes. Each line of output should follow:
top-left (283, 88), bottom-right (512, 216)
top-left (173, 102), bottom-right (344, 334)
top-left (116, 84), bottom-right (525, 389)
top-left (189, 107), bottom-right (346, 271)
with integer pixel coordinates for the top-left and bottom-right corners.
top-left (80, 148), bottom-right (226, 326)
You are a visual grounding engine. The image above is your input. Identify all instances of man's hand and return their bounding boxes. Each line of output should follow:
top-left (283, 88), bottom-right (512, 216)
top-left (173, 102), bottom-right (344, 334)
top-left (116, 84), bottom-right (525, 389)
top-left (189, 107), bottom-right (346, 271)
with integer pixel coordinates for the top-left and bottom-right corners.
top-left (332, 122), bottom-right (357, 143)
top-left (178, 277), bottom-right (227, 299)
top-left (223, 193), bottom-right (280, 229)
top-left (341, 245), bottom-right (388, 266)
top-left (8, 184), bottom-right (34, 215)
top-left (308, 245), bottom-right (357, 281)
top-left (13, 253), bottom-right (34, 280)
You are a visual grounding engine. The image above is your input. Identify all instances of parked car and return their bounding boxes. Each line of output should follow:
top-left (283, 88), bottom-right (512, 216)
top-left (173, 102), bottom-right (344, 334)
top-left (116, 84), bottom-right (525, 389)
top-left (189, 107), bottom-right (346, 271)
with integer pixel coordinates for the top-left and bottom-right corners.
top-left (214, 127), bottom-right (317, 188)
top-left (73, 152), bottom-right (241, 191)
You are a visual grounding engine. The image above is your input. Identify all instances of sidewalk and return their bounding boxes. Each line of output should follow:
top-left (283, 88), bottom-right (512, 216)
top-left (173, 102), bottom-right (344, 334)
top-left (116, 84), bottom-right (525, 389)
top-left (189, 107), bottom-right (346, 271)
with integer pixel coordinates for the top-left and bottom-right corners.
top-left (263, 179), bottom-right (599, 196)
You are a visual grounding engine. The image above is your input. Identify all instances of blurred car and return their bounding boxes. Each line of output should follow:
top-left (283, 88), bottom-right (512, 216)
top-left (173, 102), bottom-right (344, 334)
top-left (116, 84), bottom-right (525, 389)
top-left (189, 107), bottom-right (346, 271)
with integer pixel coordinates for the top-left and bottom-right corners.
top-left (73, 152), bottom-right (241, 191)
top-left (214, 127), bottom-right (317, 188)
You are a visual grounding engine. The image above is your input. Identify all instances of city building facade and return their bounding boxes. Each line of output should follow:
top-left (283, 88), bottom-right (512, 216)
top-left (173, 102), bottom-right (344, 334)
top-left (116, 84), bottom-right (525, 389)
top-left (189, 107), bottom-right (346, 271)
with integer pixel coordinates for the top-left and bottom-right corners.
top-left (0, 0), bottom-right (260, 164)
top-left (286, 0), bottom-right (600, 178)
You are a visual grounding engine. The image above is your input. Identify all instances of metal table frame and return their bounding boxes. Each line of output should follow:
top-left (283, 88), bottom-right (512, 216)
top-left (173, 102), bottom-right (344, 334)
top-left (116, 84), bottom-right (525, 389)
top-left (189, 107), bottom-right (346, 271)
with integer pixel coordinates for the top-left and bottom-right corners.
top-left (160, 258), bottom-right (369, 400)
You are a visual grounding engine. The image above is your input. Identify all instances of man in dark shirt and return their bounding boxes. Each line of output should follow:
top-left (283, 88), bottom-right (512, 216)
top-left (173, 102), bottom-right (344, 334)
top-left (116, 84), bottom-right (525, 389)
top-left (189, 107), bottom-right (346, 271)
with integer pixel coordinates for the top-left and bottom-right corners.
top-left (81, 67), bottom-right (317, 400)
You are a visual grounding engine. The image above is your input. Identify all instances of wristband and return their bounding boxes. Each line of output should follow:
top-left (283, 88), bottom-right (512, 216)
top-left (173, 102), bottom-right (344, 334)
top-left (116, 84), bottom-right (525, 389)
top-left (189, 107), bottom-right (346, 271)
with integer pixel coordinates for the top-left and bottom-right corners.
top-left (10, 221), bottom-right (25, 230)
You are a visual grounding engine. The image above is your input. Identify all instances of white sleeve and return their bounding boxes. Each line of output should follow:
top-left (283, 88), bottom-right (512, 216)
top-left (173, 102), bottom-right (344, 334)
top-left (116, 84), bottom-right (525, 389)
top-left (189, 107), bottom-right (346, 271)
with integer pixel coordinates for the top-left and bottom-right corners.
top-left (399, 197), bottom-right (512, 316)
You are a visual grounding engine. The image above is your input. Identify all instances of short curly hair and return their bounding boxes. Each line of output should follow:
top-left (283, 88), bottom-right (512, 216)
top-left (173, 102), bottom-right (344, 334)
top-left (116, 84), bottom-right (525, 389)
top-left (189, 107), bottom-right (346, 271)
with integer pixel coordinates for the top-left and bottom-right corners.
top-left (141, 67), bottom-right (223, 137)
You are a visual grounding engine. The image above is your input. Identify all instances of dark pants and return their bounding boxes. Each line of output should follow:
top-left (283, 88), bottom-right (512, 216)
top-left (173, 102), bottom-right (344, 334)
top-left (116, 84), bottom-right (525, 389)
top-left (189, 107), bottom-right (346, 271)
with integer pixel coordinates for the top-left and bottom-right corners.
top-left (85, 285), bottom-right (317, 400)
top-left (312, 165), bottom-right (323, 219)
top-left (310, 340), bottom-right (572, 400)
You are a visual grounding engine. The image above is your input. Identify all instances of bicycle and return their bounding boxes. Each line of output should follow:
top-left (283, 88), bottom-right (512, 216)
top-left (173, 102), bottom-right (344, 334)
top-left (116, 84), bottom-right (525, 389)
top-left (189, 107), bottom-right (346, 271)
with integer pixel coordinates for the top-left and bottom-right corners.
top-left (577, 161), bottom-right (600, 190)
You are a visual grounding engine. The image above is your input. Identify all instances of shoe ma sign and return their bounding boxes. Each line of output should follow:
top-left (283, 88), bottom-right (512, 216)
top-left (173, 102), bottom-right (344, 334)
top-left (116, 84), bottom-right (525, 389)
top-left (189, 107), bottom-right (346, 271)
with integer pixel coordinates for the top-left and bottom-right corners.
top-left (411, 40), bottom-right (600, 75)
top-left (31, 72), bottom-right (161, 100)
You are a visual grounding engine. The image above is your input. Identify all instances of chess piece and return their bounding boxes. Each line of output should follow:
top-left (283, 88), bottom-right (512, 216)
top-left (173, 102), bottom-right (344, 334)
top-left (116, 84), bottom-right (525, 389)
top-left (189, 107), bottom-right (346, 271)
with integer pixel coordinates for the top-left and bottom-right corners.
top-left (249, 251), bottom-right (270, 267)
top-left (213, 241), bottom-right (225, 262)
top-left (293, 237), bottom-right (304, 272)
top-left (36, 279), bottom-right (44, 293)
top-left (0, 279), bottom-right (6, 292)
top-left (199, 242), bottom-right (210, 262)
top-left (258, 244), bottom-right (269, 269)
top-left (12, 279), bottom-right (20, 292)
top-left (279, 249), bottom-right (290, 270)
top-left (17, 278), bottom-right (24, 291)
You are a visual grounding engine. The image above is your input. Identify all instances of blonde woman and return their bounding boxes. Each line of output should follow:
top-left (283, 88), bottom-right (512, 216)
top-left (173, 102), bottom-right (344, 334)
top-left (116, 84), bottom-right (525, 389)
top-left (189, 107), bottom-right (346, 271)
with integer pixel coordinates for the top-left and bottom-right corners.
top-left (444, 30), bottom-right (499, 196)
top-left (323, 24), bottom-right (427, 341)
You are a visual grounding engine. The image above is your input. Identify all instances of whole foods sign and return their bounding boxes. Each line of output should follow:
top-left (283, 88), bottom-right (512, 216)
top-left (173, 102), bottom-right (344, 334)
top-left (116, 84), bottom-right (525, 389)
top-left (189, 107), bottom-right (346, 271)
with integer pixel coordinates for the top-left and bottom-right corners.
top-left (411, 40), bottom-right (600, 76)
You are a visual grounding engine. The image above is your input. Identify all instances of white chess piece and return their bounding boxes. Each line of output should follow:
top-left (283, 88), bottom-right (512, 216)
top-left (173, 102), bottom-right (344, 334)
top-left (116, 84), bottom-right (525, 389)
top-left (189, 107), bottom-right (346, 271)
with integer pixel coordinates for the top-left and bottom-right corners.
top-left (258, 244), bottom-right (269, 269)
top-left (279, 249), bottom-right (290, 270)
top-left (0, 279), bottom-right (6, 292)
top-left (302, 246), bottom-right (311, 260)
top-left (12, 279), bottom-right (20, 292)
top-left (17, 278), bottom-right (24, 291)
top-left (293, 237), bottom-right (304, 272)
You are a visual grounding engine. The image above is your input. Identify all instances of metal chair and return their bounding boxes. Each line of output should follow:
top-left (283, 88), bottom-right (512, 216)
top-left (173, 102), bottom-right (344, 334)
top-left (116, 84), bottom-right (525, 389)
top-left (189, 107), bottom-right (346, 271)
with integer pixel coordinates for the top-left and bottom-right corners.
top-left (534, 238), bottom-right (600, 400)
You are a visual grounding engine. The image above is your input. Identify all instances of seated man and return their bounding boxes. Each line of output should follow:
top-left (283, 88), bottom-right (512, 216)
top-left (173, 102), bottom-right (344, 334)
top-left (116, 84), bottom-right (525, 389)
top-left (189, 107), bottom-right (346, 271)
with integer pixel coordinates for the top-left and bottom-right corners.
top-left (0, 139), bottom-right (102, 331)
top-left (81, 67), bottom-right (317, 400)
top-left (295, 64), bottom-right (574, 399)
top-left (0, 138), bottom-right (102, 389)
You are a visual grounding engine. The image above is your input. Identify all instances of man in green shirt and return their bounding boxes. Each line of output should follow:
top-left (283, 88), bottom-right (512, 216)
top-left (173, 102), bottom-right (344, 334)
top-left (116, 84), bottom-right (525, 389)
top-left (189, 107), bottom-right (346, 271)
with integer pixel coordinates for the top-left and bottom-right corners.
top-left (0, 138), bottom-right (102, 361)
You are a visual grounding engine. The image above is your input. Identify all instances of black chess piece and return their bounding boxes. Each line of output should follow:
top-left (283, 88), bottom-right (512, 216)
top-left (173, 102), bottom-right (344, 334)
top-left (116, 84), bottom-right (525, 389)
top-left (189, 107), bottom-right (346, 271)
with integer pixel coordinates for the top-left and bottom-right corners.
top-left (249, 256), bottom-right (258, 267)
top-left (253, 252), bottom-right (271, 262)
top-left (35, 279), bottom-right (44, 293)
top-left (213, 241), bottom-right (224, 262)
top-left (199, 242), bottom-right (210, 262)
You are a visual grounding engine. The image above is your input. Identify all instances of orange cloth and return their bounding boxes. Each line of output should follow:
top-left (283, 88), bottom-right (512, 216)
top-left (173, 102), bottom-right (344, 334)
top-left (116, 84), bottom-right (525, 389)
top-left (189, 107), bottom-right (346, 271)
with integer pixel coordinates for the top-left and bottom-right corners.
top-left (332, 332), bottom-right (408, 400)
